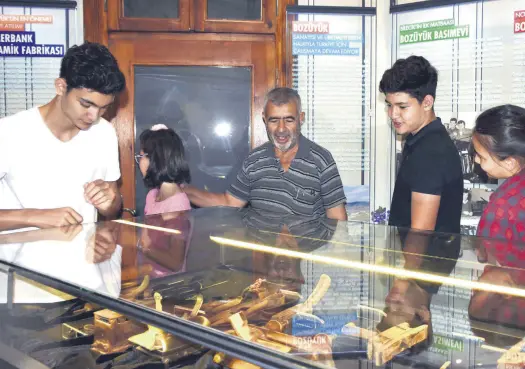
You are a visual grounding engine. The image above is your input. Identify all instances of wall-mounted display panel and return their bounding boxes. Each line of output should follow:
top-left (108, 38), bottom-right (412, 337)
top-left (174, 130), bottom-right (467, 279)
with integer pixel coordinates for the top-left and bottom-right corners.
top-left (286, 10), bottom-right (376, 222)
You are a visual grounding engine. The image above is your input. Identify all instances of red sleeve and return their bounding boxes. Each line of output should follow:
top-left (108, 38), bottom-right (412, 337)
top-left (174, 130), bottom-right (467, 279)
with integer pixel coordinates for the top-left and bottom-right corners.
top-left (477, 187), bottom-right (525, 267)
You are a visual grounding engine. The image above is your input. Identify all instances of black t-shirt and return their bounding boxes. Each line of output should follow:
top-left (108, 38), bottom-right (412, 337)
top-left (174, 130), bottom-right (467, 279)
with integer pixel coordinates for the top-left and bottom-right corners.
top-left (388, 118), bottom-right (464, 234)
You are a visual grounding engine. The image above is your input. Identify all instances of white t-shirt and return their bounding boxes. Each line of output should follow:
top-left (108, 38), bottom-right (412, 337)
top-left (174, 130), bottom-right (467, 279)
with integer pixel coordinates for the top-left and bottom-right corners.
top-left (0, 224), bottom-right (122, 303)
top-left (0, 107), bottom-right (121, 223)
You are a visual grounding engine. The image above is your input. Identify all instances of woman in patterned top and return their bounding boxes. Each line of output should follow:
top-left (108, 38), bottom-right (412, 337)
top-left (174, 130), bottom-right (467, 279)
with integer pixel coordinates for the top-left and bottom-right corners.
top-left (469, 105), bottom-right (525, 332)
top-left (472, 105), bottom-right (525, 241)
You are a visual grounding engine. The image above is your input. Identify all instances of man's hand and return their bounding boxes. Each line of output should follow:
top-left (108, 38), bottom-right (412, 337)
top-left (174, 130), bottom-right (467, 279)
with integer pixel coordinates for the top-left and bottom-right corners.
top-left (30, 207), bottom-right (83, 229)
top-left (84, 180), bottom-right (121, 217)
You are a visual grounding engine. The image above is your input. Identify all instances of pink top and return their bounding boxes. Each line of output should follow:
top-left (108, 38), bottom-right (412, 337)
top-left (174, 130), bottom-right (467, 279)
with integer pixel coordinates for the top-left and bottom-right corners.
top-left (144, 188), bottom-right (191, 216)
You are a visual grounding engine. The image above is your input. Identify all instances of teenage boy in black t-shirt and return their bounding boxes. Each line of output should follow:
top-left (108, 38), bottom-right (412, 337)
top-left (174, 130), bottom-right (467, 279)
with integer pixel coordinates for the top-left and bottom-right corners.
top-left (380, 56), bottom-right (463, 236)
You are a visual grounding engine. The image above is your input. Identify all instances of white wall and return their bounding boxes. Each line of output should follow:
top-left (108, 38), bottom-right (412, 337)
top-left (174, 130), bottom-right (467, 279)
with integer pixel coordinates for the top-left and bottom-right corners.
top-left (373, 0), bottom-right (394, 216)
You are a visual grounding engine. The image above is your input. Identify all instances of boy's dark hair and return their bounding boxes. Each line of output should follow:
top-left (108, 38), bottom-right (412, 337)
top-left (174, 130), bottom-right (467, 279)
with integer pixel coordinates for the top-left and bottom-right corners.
top-left (60, 42), bottom-right (126, 95)
top-left (474, 104), bottom-right (525, 162)
top-left (379, 55), bottom-right (438, 103)
top-left (139, 128), bottom-right (191, 188)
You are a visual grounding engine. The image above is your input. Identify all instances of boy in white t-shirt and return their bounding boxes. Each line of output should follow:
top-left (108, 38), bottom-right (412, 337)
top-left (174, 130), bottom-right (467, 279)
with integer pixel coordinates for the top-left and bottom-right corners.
top-left (0, 42), bottom-right (126, 231)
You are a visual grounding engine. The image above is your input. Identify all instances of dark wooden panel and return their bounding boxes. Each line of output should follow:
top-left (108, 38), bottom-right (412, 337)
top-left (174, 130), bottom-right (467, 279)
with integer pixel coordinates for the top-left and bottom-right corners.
top-left (194, 0), bottom-right (276, 33)
top-left (107, 0), bottom-right (191, 31)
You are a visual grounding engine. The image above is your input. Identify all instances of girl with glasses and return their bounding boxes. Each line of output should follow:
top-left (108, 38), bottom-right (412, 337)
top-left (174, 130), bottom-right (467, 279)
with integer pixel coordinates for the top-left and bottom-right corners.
top-left (136, 124), bottom-right (191, 215)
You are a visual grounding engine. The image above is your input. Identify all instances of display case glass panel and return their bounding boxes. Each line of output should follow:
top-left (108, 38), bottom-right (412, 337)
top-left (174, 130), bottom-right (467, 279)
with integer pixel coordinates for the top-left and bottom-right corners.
top-left (0, 209), bottom-right (523, 369)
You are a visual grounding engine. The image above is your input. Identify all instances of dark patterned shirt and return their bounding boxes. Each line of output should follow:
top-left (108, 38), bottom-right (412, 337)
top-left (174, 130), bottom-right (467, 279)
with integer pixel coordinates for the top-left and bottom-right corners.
top-left (227, 135), bottom-right (346, 217)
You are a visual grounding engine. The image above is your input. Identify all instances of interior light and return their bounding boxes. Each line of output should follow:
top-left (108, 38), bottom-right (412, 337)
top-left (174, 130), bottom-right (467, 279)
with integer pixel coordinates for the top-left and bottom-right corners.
top-left (214, 122), bottom-right (231, 137)
top-left (113, 219), bottom-right (181, 234)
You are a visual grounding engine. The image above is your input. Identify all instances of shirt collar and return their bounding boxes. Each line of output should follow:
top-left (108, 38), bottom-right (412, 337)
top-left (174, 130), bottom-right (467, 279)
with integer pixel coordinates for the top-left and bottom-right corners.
top-left (405, 117), bottom-right (445, 147)
top-left (267, 134), bottom-right (310, 160)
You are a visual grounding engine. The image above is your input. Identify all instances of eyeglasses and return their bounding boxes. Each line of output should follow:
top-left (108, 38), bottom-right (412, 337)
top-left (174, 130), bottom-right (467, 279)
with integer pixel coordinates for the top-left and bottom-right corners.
top-left (134, 153), bottom-right (148, 164)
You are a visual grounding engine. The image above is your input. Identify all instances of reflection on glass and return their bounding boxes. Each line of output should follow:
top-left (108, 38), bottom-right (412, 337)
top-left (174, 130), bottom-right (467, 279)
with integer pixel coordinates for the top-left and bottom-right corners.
top-left (134, 66), bottom-right (251, 216)
top-left (5, 210), bottom-right (525, 368)
top-left (0, 223), bottom-right (122, 304)
top-left (207, 0), bottom-right (261, 21)
top-left (124, 0), bottom-right (179, 19)
top-left (136, 212), bottom-right (192, 279)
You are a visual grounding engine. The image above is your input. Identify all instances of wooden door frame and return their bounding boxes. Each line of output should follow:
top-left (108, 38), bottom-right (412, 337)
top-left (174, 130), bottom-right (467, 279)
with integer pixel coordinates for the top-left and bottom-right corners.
top-left (108, 32), bottom-right (276, 216)
top-left (84, 0), bottom-right (108, 45)
top-left (276, 0), bottom-right (295, 87)
top-left (83, 0), bottom-right (295, 83)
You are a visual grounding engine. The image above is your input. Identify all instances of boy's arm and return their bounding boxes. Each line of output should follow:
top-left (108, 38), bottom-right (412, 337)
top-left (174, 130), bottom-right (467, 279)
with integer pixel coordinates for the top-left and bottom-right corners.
top-left (0, 208), bottom-right (83, 231)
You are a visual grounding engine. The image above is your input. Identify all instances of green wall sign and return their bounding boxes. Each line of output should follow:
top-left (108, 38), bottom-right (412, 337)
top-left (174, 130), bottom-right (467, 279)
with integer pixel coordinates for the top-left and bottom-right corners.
top-left (400, 19), bottom-right (470, 45)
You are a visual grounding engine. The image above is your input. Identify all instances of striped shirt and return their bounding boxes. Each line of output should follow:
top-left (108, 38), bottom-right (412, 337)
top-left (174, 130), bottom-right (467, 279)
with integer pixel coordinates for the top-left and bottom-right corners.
top-left (227, 135), bottom-right (346, 217)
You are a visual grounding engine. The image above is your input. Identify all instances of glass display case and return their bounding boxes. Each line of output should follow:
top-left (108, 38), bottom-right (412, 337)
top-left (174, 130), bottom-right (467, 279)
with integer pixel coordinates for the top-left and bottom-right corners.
top-left (0, 207), bottom-right (524, 369)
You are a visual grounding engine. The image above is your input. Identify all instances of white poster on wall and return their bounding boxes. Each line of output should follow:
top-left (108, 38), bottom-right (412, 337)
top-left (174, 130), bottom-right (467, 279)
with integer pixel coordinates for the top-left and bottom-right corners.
top-left (290, 14), bottom-right (375, 223)
top-left (0, 5), bottom-right (77, 118)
